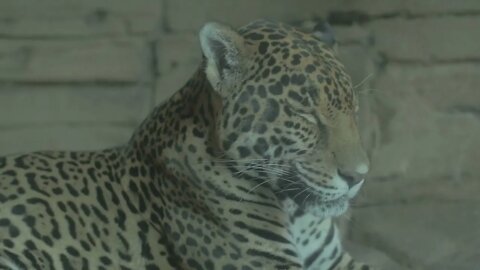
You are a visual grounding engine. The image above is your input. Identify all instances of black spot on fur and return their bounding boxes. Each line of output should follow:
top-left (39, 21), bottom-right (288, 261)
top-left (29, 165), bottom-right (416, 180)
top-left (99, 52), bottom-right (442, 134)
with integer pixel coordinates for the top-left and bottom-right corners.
top-left (237, 147), bottom-right (251, 158)
top-left (268, 34), bottom-right (285, 40)
top-left (291, 54), bottom-right (302, 65)
top-left (271, 66), bottom-right (281, 74)
top-left (11, 204), bottom-right (26, 215)
top-left (305, 64), bottom-right (316, 73)
top-left (223, 133), bottom-right (238, 150)
top-left (245, 33), bottom-right (264, 40)
top-left (258, 41), bottom-right (269, 54)
top-left (254, 124), bottom-right (267, 134)
top-left (280, 75), bottom-right (290, 86)
top-left (262, 99), bottom-right (280, 122)
top-left (288, 91), bottom-right (304, 104)
top-left (268, 82), bottom-right (283, 95)
top-left (257, 86), bottom-right (267, 98)
top-left (253, 138), bottom-right (269, 156)
top-left (240, 115), bottom-right (254, 132)
top-left (291, 74), bottom-right (306, 85)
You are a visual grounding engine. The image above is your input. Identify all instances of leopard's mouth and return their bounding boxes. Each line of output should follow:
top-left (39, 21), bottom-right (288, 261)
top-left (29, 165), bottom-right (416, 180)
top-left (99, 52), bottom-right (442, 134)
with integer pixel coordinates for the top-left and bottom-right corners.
top-left (277, 174), bottom-right (364, 217)
top-left (346, 178), bottom-right (364, 198)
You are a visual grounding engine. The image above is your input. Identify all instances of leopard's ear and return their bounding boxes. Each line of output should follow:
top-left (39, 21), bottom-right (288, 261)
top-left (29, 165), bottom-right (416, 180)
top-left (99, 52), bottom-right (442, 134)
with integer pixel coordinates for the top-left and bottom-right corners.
top-left (312, 20), bottom-right (336, 48)
top-left (199, 22), bottom-right (247, 96)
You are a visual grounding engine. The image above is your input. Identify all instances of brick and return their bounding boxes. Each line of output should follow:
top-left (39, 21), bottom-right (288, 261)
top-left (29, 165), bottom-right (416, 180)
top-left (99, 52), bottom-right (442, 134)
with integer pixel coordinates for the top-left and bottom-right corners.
top-left (351, 192), bottom-right (480, 269)
top-left (329, 0), bottom-right (480, 16)
top-left (0, 125), bottom-right (136, 156)
top-left (0, 0), bottom-right (162, 37)
top-left (344, 241), bottom-right (404, 270)
top-left (0, 38), bottom-right (150, 82)
top-left (155, 64), bottom-right (198, 103)
top-left (337, 45), bottom-right (374, 88)
top-left (409, 0), bottom-right (480, 14)
top-left (155, 33), bottom-right (201, 103)
top-left (156, 34), bottom-right (201, 75)
top-left (408, 0), bottom-right (480, 14)
top-left (370, 16), bottom-right (480, 61)
top-left (366, 63), bottom-right (480, 180)
top-left (328, 0), bottom-right (404, 16)
top-left (334, 25), bottom-right (371, 45)
top-left (366, 93), bottom-right (480, 181)
top-left (295, 21), bottom-right (371, 45)
top-left (375, 63), bottom-right (480, 111)
top-left (0, 85), bottom-right (152, 125)
top-left (166, 0), bottom-right (334, 32)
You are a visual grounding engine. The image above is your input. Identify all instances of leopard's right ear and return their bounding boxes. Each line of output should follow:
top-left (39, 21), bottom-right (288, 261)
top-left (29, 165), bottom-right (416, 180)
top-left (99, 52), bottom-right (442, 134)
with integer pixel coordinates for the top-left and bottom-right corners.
top-left (312, 20), bottom-right (336, 48)
top-left (199, 22), bottom-right (247, 96)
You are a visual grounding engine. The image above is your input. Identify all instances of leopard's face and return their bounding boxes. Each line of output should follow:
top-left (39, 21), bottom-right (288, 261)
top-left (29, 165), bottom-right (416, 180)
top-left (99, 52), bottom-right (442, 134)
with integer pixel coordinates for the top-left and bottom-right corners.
top-left (200, 20), bottom-right (369, 218)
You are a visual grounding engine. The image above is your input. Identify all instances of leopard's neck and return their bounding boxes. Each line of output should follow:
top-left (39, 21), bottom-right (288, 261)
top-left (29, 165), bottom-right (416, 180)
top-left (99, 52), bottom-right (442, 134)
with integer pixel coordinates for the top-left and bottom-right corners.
top-left (127, 68), bottom-right (219, 163)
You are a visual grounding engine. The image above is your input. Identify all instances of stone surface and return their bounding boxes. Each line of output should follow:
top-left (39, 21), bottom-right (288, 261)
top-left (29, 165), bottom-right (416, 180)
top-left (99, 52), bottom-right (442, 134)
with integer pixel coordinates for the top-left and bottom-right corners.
top-left (345, 240), bottom-right (406, 270)
top-left (0, 125), bottom-right (136, 156)
top-left (370, 16), bottom-right (480, 61)
top-left (0, 85), bottom-right (151, 125)
top-left (155, 64), bottom-right (198, 103)
top-left (350, 178), bottom-right (480, 270)
top-left (166, 0), bottom-right (334, 31)
top-left (0, 0), bottom-right (162, 37)
top-left (366, 63), bottom-right (480, 180)
top-left (329, 0), bottom-right (480, 16)
top-left (156, 33), bottom-right (201, 75)
top-left (155, 33), bottom-right (201, 102)
top-left (371, 96), bottom-right (480, 181)
top-left (335, 25), bottom-right (371, 46)
top-left (374, 63), bottom-right (480, 111)
top-left (338, 44), bottom-right (375, 88)
top-left (0, 38), bottom-right (150, 82)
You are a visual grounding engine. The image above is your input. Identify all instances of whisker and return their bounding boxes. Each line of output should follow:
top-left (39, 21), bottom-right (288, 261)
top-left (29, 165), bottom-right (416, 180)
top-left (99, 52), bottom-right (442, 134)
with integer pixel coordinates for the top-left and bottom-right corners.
top-left (292, 186), bottom-right (312, 200)
top-left (239, 178), bottom-right (277, 202)
top-left (275, 187), bottom-right (301, 193)
top-left (302, 192), bottom-right (313, 206)
top-left (225, 163), bottom-right (293, 176)
top-left (358, 88), bottom-right (380, 96)
top-left (354, 72), bottom-right (374, 90)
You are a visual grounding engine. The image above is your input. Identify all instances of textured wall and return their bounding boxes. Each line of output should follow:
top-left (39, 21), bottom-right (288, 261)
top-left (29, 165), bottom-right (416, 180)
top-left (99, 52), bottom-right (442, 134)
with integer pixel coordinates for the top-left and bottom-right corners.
top-left (1, 1), bottom-right (479, 269)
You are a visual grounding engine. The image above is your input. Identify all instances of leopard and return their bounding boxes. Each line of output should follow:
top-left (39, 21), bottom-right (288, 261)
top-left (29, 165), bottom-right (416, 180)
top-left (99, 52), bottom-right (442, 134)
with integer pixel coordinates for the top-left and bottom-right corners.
top-left (0, 19), bottom-right (372, 269)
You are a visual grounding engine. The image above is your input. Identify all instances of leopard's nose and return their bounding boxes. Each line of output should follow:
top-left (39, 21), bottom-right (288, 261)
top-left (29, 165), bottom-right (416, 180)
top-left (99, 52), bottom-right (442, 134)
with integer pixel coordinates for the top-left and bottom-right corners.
top-left (337, 167), bottom-right (367, 188)
top-left (355, 163), bottom-right (369, 174)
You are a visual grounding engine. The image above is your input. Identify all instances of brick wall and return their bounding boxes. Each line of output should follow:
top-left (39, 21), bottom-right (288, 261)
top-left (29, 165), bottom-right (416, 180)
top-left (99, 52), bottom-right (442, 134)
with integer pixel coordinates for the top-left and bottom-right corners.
top-left (0, 0), bottom-right (160, 154)
top-left (1, 1), bottom-right (479, 269)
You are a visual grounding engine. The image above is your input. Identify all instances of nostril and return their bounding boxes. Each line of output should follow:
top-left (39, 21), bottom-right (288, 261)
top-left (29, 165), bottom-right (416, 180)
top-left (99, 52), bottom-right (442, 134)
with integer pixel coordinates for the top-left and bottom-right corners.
top-left (337, 169), bottom-right (362, 187)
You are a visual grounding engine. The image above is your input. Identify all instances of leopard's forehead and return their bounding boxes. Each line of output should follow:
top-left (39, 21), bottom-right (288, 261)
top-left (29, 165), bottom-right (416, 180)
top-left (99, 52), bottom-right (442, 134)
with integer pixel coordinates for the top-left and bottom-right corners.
top-left (237, 20), bottom-right (356, 116)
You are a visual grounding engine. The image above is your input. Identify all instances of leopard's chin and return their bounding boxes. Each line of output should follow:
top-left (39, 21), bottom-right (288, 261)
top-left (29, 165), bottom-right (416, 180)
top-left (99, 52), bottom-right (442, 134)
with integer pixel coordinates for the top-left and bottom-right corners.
top-left (299, 179), bottom-right (365, 219)
top-left (307, 194), bottom-right (350, 219)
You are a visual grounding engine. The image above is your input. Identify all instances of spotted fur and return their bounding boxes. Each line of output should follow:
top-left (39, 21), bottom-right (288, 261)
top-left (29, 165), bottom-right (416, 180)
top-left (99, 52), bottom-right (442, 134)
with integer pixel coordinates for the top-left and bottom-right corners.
top-left (0, 20), bottom-right (372, 269)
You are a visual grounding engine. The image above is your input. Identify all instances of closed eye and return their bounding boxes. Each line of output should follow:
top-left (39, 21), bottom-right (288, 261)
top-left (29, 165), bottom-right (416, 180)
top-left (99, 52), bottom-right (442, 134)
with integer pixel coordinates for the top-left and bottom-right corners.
top-left (297, 112), bottom-right (317, 124)
top-left (285, 102), bottom-right (317, 124)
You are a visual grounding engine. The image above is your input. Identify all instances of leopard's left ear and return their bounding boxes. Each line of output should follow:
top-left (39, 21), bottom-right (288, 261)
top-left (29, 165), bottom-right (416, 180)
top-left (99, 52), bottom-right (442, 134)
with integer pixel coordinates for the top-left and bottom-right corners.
top-left (199, 22), bottom-right (247, 96)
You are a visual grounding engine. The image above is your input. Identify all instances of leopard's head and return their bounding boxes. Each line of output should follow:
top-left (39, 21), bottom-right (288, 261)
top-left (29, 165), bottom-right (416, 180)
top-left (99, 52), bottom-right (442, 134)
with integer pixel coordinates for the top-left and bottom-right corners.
top-left (200, 20), bottom-right (369, 218)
